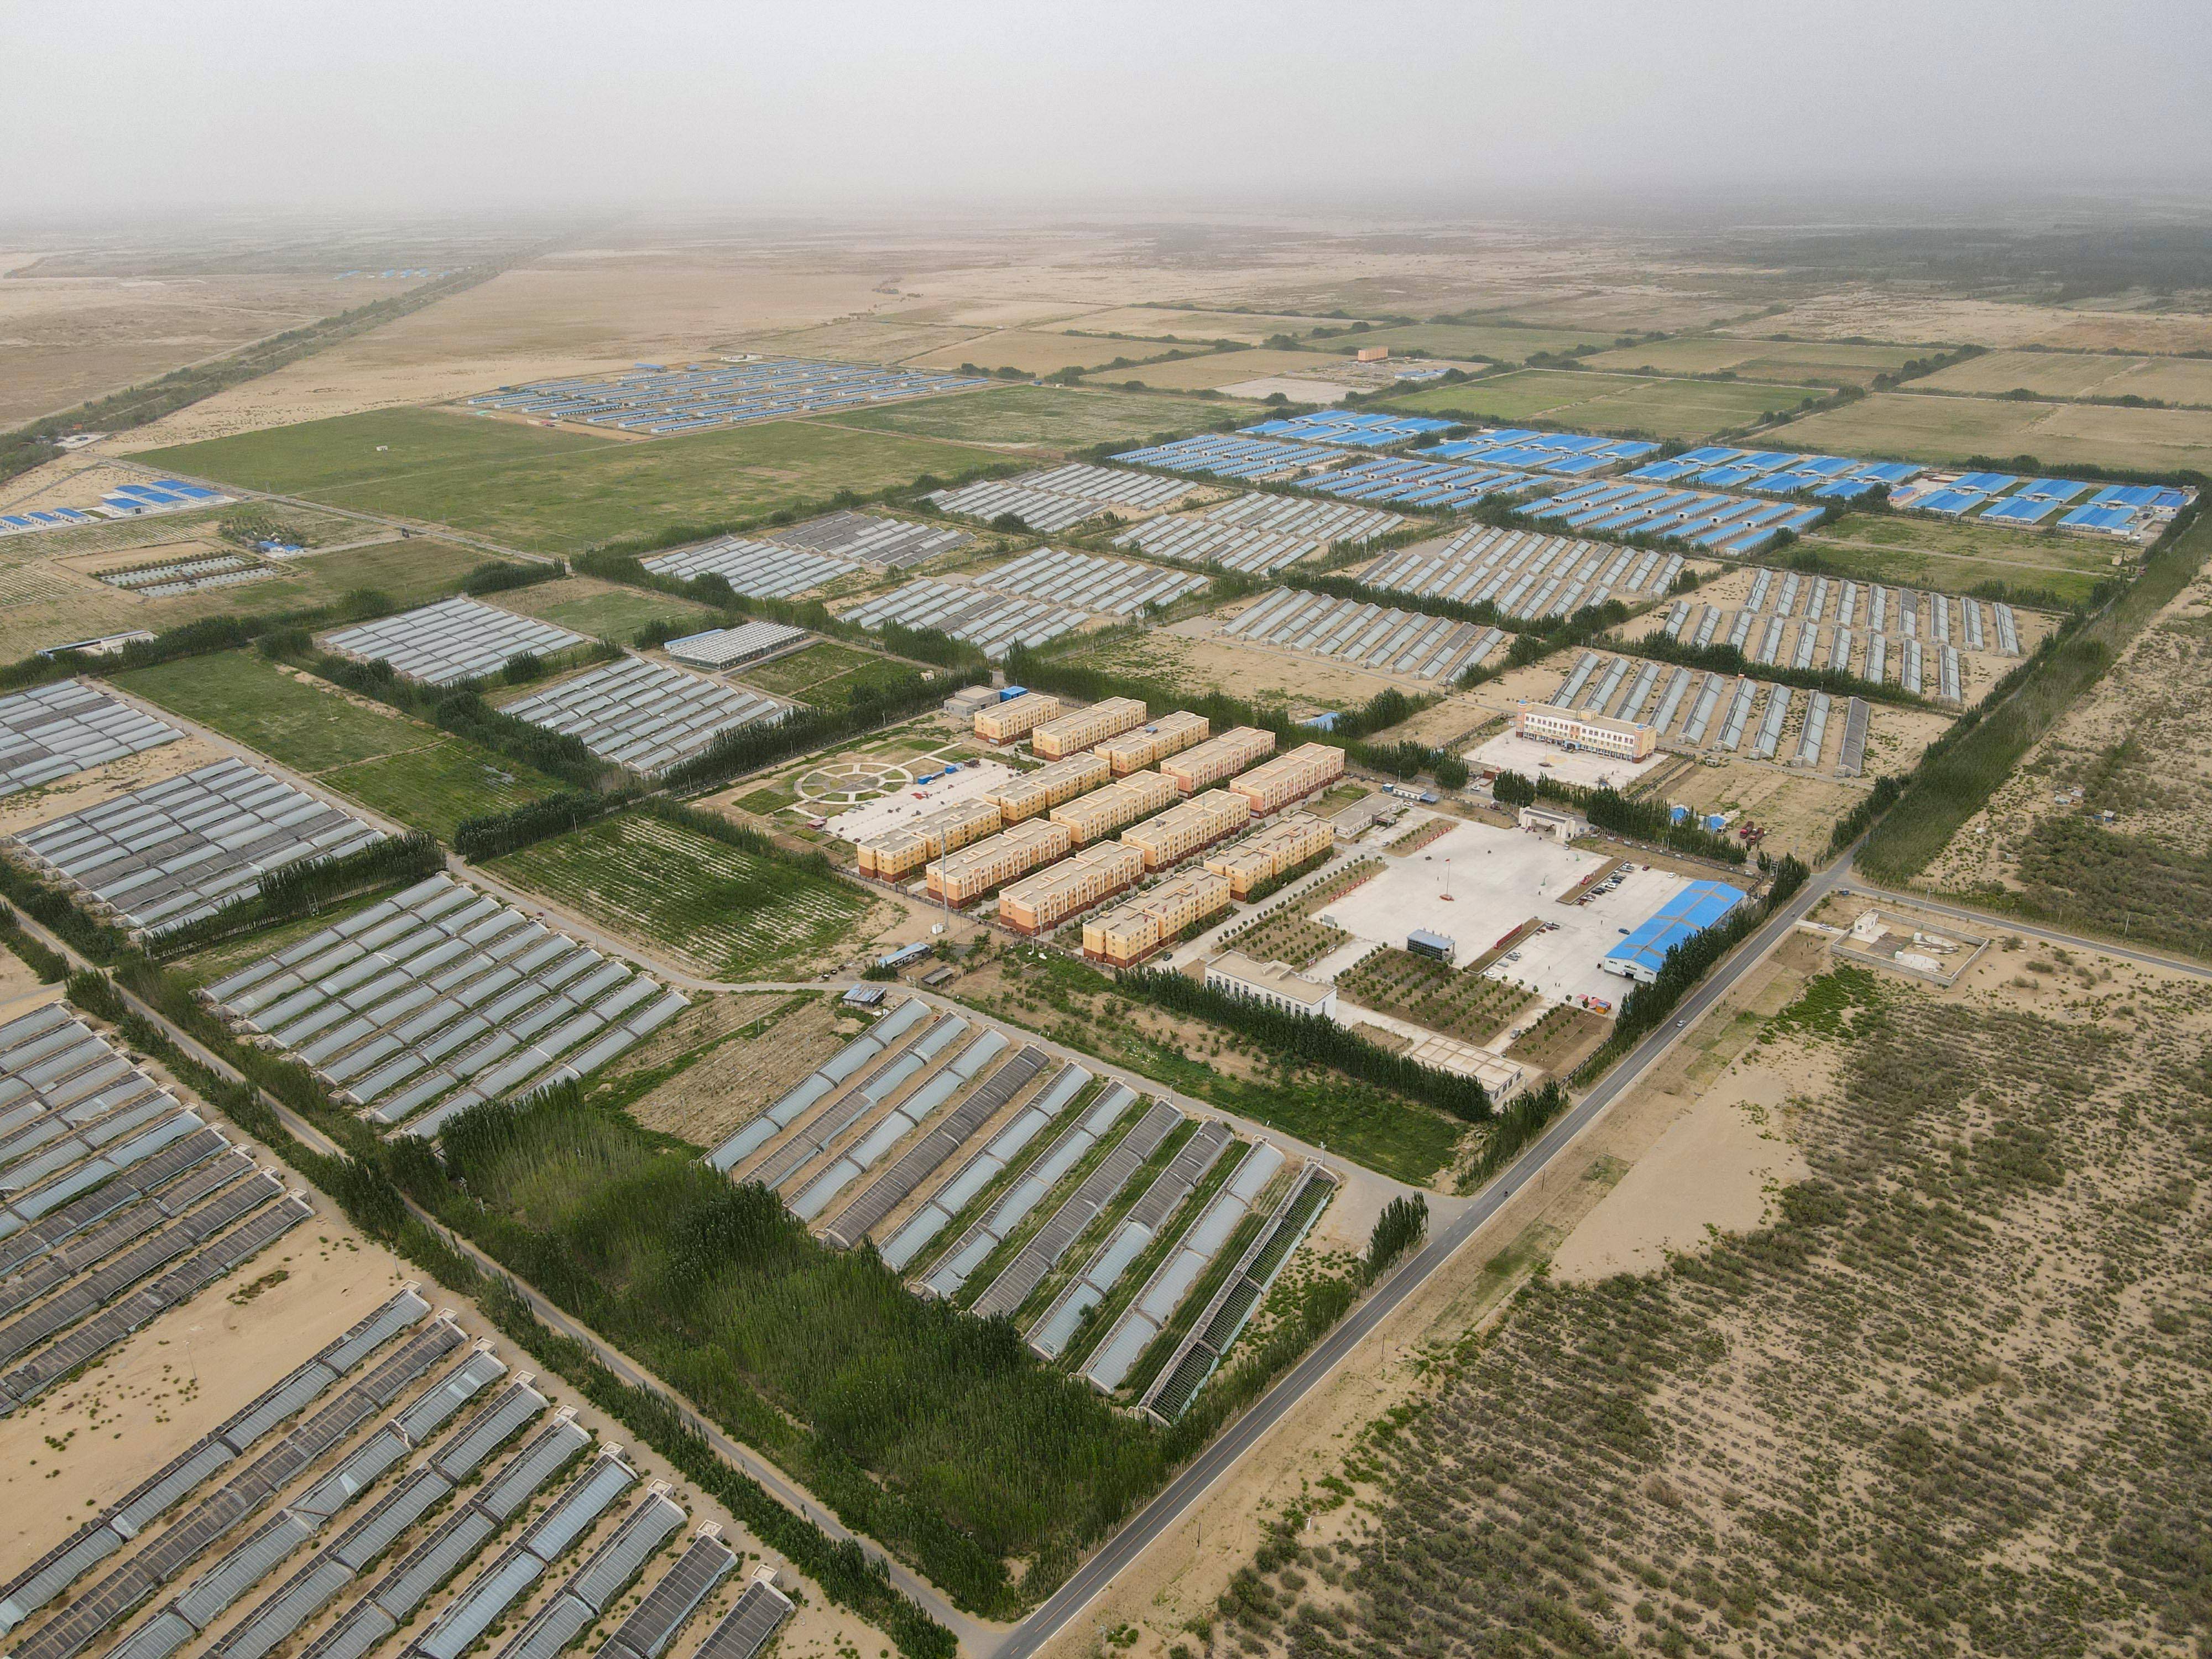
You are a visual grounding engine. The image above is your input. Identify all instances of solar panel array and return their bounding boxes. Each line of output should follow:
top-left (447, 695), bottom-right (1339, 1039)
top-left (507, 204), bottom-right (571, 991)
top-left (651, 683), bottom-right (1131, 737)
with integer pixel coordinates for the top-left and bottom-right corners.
top-left (1360, 525), bottom-right (1684, 620)
top-left (1241, 410), bottom-right (1455, 447)
top-left (1295, 453), bottom-right (1541, 510)
top-left (465, 357), bottom-right (989, 435)
top-left (299, 1414), bottom-right (595, 1659)
top-left (203, 874), bottom-right (685, 1138)
top-left (640, 537), bottom-right (856, 598)
top-left (1030, 1118), bottom-right (1233, 1358)
top-left (763, 509), bottom-right (971, 568)
top-left (207, 1374), bottom-right (541, 1659)
top-left (878, 1062), bottom-right (1093, 1271)
top-left (1431, 429), bottom-right (1659, 475)
top-left (5, 1312), bottom-right (459, 1659)
top-left (11, 758), bottom-right (385, 937)
top-left (0, 680), bottom-right (181, 798)
top-left (503, 658), bottom-right (784, 775)
top-left (1218, 589), bottom-right (1503, 682)
top-left (416, 1451), bottom-right (641, 1659)
top-left (974, 547), bottom-right (1204, 614)
top-left (0, 1290), bottom-right (434, 1637)
top-left (592, 1532), bottom-right (735, 1659)
top-left (324, 599), bottom-right (589, 687)
top-left (1144, 1166), bottom-right (1333, 1421)
top-left (1523, 480), bottom-right (1823, 554)
top-left (1114, 493), bottom-right (1408, 574)
top-left (690, 1578), bottom-right (795, 1659)
top-left (1114, 432), bottom-right (1353, 481)
top-left (928, 465), bottom-right (1192, 534)
top-left (99, 552), bottom-right (274, 597)
top-left (104, 1345), bottom-right (505, 1659)
top-left (1081, 1142), bottom-right (1287, 1392)
top-left (839, 580), bottom-right (1088, 659)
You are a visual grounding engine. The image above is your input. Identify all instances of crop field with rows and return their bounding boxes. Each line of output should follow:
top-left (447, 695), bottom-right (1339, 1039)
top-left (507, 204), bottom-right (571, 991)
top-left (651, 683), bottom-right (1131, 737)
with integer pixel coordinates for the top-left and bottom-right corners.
top-left (490, 809), bottom-right (883, 978)
top-left (1217, 966), bottom-right (2212, 1657)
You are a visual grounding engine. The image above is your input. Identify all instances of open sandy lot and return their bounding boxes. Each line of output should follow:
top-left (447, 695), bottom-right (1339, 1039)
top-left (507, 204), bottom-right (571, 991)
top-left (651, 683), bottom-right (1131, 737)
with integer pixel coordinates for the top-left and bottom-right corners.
top-left (0, 268), bottom-right (423, 427)
top-left (1731, 288), bottom-right (2212, 353)
top-left (1068, 622), bottom-right (1405, 711)
top-left (1086, 347), bottom-right (1339, 391)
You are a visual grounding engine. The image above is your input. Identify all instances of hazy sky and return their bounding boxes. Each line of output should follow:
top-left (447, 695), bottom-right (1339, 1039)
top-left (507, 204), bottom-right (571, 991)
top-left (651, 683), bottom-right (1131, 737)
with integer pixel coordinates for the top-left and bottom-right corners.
top-left (7, 0), bottom-right (2210, 219)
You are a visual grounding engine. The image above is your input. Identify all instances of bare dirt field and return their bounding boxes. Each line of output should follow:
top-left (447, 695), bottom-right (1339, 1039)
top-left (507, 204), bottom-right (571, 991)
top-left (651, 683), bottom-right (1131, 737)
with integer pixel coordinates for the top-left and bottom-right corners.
top-left (1731, 288), bottom-right (2212, 352)
top-left (0, 268), bottom-right (422, 427)
top-left (615, 992), bottom-right (866, 1149)
top-left (1066, 621), bottom-right (1406, 711)
top-left (107, 251), bottom-right (896, 447)
top-left (906, 329), bottom-right (1166, 374)
top-left (1769, 389), bottom-right (2212, 474)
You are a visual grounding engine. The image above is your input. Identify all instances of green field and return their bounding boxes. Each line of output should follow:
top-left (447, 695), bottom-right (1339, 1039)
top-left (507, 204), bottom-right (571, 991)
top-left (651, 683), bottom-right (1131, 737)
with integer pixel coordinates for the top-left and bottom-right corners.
top-left (114, 649), bottom-right (564, 838)
top-left (489, 810), bottom-right (884, 978)
top-left (1383, 369), bottom-right (1825, 440)
top-left (1580, 336), bottom-right (1923, 385)
top-left (1770, 390), bottom-right (2212, 474)
top-left (1913, 348), bottom-right (2212, 405)
top-left (485, 575), bottom-right (721, 641)
top-left (136, 407), bottom-right (1008, 555)
top-left (818, 383), bottom-right (1261, 450)
top-left (1312, 322), bottom-right (1625, 362)
top-left (1801, 511), bottom-right (2120, 604)
top-left (735, 639), bottom-right (922, 708)
top-left (0, 531), bottom-right (507, 666)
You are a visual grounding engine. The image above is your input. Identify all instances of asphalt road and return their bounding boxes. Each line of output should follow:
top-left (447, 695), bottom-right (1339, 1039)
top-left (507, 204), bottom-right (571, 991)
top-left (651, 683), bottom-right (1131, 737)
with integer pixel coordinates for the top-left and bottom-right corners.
top-left (991, 853), bottom-right (1849, 1659)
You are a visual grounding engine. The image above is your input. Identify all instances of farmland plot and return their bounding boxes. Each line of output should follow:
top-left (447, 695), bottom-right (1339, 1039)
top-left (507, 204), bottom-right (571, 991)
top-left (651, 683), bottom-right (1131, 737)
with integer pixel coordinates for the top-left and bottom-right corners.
top-left (491, 810), bottom-right (886, 979)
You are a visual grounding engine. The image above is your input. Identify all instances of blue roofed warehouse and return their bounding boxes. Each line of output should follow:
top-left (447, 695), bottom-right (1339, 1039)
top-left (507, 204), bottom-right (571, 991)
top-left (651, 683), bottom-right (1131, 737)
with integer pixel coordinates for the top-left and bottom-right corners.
top-left (1601, 880), bottom-right (1749, 984)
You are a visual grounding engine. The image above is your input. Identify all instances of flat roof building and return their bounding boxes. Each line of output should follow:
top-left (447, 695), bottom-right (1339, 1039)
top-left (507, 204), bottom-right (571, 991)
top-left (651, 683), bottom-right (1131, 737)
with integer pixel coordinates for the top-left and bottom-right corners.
top-left (975, 690), bottom-right (1061, 744)
top-left (1050, 769), bottom-right (1180, 844)
top-left (1162, 726), bottom-right (1275, 794)
top-left (1032, 697), bottom-right (1147, 759)
top-left (927, 818), bottom-right (1072, 906)
top-left (1121, 789), bottom-right (1252, 869)
top-left (1229, 742), bottom-right (1345, 817)
top-left (985, 750), bottom-right (1112, 822)
top-left (999, 840), bottom-right (1146, 935)
top-left (1515, 706), bottom-right (1657, 761)
top-left (855, 796), bottom-right (1002, 879)
top-left (1204, 812), bottom-right (1334, 897)
top-left (1095, 711), bottom-right (1209, 776)
top-left (1082, 869), bottom-right (1233, 967)
top-left (1204, 950), bottom-right (1337, 1019)
top-left (1517, 804), bottom-right (1589, 844)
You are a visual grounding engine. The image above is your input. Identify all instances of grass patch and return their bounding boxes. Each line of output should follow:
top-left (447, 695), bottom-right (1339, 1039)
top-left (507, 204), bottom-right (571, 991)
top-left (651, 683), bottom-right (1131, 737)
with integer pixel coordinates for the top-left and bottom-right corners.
top-left (1318, 322), bottom-right (1624, 362)
top-left (487, 575), bottom-right (721, 640)
top-left (138, 406), bottom-right (1008, 555)
top-left (1765, 389), bottom-right (2212, 474)
top-left (489, 808), bottom-right (881, 978)
top-left (1384, 370), bottom-right (1827, 441)
top-left (816, 384), bottom-right (1258, 451)
top-left (112, 648), bottom-right (566, 839)
top-left (1581, 337), bottom-right (1924, 385)
top-left (737, 639), bottom-right (926, 708)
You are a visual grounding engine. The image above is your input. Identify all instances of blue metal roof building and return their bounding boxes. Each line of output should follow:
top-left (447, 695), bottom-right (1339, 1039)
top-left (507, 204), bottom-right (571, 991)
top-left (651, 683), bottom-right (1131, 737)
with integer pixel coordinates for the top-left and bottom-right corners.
top-left (1602, 880), bottom-right (1749, 984)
